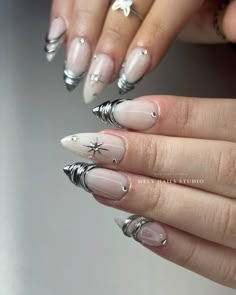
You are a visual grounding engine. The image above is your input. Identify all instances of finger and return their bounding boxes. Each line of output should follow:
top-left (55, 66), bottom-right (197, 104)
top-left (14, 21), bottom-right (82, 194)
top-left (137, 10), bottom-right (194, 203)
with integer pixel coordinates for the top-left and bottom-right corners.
top-left (62, 161), bottom-right (236, 249)
top-left (44, 0), bottom-right (72, 61)
top-left (117, 0), bottom-right (204, 94)
top-left (115, 216), bottom-right (236, 289)
top-left (179, 0), bottom-right (236, 43)
top-left (92, 96), bottom-right (236, 142)
top-left (61, 131), bottom-right (236, 198)
top-left (63, 0), bottom-right (110, 91)
top-left (83, 0), bottom-right (154, 103)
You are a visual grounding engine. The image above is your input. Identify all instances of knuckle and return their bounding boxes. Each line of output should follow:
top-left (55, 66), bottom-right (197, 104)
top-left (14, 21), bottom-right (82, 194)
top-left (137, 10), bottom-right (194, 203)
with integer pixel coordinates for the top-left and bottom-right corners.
top-left (220, 257), bottom-right (236, 288)
top-left (143, 181), bottom-right (167, 216)
top-left (176, 100), bottom-right (194, 131)
top-left (218, 204), bottom-right (236, 248)
top-left (215, 146), bottom-right (236, 186)
top-left (144, 136), bottom-right (167, 178)
top-left (180, 241), bottom-right (199, 268)
top-left (104, 25), bottom-right (122, 43)
top-left (143, 19), bottom-right (166, 41)
top-left (74, 7), bottom-right (93, 21)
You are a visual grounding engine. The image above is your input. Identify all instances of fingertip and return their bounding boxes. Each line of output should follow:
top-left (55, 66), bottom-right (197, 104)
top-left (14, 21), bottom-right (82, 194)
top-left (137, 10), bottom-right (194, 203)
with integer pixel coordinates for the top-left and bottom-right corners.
top-left (223, 0), bottom-right (236, 42)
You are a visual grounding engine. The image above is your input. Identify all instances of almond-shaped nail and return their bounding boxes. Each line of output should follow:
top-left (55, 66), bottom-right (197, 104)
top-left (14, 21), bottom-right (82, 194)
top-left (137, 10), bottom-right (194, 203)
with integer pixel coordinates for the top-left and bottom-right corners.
top-left (61, 133), bottom-right (125, 164)
top-left (93, 99), bottom-right (159, 130)
top-left (64, 37), bottom-right (91, 91)
top-left (83, 54), bottom-right (115, 104)
top-left (118, 48), bottom-right (151, 94)
top-left (63, 162), bottom-right (129, 200)
top-left (115, 215), bottom-right (167, 247)
top-left (44, 17), bottom-right (66, 62)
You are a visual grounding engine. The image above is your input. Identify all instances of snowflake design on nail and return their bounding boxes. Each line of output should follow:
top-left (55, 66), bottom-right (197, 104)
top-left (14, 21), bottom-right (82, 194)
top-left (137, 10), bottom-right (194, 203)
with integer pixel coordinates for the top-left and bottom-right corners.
top-left (84, 138), bottom-right (109, 157)
top-left (112, 0), bottom-right (133, 17)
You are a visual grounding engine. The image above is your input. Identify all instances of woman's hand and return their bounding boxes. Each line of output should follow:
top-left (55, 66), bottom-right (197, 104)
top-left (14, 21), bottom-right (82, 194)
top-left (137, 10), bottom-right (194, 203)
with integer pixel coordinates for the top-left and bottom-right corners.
top-left (61, 95), bottom-right (236, 288)
top-left (44, 0), bottom-right (236, 102)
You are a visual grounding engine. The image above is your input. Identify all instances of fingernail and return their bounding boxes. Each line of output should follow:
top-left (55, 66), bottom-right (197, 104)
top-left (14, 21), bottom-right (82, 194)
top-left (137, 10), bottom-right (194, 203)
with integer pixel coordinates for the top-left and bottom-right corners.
top-left (83, 54), bottom-right (115, 104)
top-left (63, 162), bottom-right (129, 200)
top-left (115, 215), bottom-right (167, 247)
top-left (64, 37), bottom-right (91, 91)
top-left (117, 48), bottom-right (151, 95)
top-left (44, 17), bottom-right (66, 62)
top-left (61, 133), bottom-right (125, 164)
top-left (93, 99), bottom-right (159, 130)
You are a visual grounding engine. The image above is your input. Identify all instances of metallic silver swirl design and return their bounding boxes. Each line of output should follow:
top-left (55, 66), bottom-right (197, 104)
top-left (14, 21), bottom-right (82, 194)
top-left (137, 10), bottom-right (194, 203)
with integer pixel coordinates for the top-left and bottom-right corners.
top-left (63, 66), bottom-right (86, 91)
top-left (92, 99), bottom-right (127, 129)
top-left (122, 215), bottom-right (153, 242)
top-left (63, 162), bottom-right (97, 192)
top-left (117, 67), bottom-right (143, 95)
top-left (44, 31), bottom-right (65, 54)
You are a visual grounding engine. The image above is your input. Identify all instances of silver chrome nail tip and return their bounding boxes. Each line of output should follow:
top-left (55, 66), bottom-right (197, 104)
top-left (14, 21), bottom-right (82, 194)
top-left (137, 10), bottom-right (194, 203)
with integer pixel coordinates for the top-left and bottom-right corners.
top-left (63, 162), bottom-right (97, 191)
top-left (63, 67), bottom-right (85, 92)
top-left (92, 106), bottom-right (100, 117)
top-left (63, 165), bottom-right (71, 177)
top-left (92, 99), bottom-right (126, 129)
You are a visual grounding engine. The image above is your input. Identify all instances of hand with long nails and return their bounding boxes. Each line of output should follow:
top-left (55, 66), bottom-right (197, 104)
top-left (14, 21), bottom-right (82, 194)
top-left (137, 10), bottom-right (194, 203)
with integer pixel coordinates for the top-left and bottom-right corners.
top-left (61, 95), bottom-right (236, 289)
top-left (44, 0), bottom-right (236, 102)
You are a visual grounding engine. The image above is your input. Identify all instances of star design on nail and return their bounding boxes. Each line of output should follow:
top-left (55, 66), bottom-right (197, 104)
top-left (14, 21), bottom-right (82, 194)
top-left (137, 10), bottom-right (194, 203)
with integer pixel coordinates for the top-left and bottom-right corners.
top-left (112, 0), bottom-right (133, 17)
top-left (84, 138), bottom-right (109, 157)
top-left (89, 73), bottom-right (103, 85)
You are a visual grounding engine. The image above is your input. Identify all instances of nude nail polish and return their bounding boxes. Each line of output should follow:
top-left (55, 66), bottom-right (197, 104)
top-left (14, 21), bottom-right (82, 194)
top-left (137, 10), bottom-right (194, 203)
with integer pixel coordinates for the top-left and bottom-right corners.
top-left (117, 48), bottom-right (151, 94)
top-left (45, 17), bottom-right (66, 62)
top-left (63, 162), bottom-right (129, 200)
top-left (64, 38), bottom-right (91, 91)
top-left (115, 216), bottom-right (167, 247)
top-left (83, 54), bottom-right (115, 104)
top-left (93, 99), bottom-right (159, 130)
top-left (61, 133), bottom-right (125, 164)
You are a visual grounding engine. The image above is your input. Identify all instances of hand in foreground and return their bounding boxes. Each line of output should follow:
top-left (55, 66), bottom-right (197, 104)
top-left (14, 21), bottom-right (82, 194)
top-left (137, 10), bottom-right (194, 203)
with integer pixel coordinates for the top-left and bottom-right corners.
top-left (61, 96), bottom-right (236, 288)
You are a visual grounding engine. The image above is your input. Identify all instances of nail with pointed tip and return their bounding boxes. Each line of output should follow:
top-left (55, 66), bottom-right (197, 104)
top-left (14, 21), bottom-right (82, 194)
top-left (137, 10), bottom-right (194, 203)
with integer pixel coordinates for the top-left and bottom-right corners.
top-left (63, 162), bottom-right (129, 200)
top-left (60, 133), bottom-right (125, 164)
top-left (63, 38), bottom-right (91, 91)
top-left (117, 48), bottom-right (151, 95)
top-left (115, 215), bottom-right (167, 247)
top-left (92, 99), bottom-right (159, 131)
top-left (83, 54), bottom-right (115, 104)
top-left (44, 17), bottom-right (66, 62)
top-left (63, 165), bottom-right (71, 177)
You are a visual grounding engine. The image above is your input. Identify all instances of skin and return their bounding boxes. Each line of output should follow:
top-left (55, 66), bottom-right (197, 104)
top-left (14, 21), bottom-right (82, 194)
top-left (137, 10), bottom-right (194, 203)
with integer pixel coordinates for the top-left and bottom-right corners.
top-left (49, 0), bottom-right (236, 81)
top-left (94, 95), bottom-right (236, 288)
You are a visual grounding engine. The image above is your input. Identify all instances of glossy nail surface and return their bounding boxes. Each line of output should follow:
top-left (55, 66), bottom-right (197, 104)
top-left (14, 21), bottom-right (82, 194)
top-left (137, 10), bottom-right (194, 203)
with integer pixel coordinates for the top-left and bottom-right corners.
top-left (115, 216), bottom-right (167, 247)
top-left (83, 54), bottom-right (114, 104)
top-left (63, 162), bottom-right (129, 200)
top-left (45, 17), bottom-right (66, 62)
top-left (117, 48), bottom-right (151, 94)
top-left (64, 38), bottom-right (91, 91)
top-left (93, 99), bottom-right (159, 130)
top-left (61, 133), bottom-right (125, 164)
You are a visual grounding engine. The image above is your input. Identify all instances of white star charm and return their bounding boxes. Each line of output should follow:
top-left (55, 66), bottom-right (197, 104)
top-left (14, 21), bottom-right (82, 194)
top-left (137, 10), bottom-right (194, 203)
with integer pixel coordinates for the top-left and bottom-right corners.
top-left (112, 0), bottom-right (133, 17)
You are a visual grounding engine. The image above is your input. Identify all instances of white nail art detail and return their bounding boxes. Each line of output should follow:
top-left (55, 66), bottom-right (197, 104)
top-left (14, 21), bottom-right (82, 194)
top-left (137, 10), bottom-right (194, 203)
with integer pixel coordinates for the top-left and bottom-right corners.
top-left (61, 133), bottom-right (125, 164)
top-left (117, 48), bottom-right (151, 94)
top-left (83, 54), bottom-right (114, 104)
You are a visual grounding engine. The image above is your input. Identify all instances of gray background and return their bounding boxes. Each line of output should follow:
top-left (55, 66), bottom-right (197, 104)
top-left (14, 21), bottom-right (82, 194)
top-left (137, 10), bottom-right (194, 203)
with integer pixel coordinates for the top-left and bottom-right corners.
top-left (1, 0), bottom-right (236, 294)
